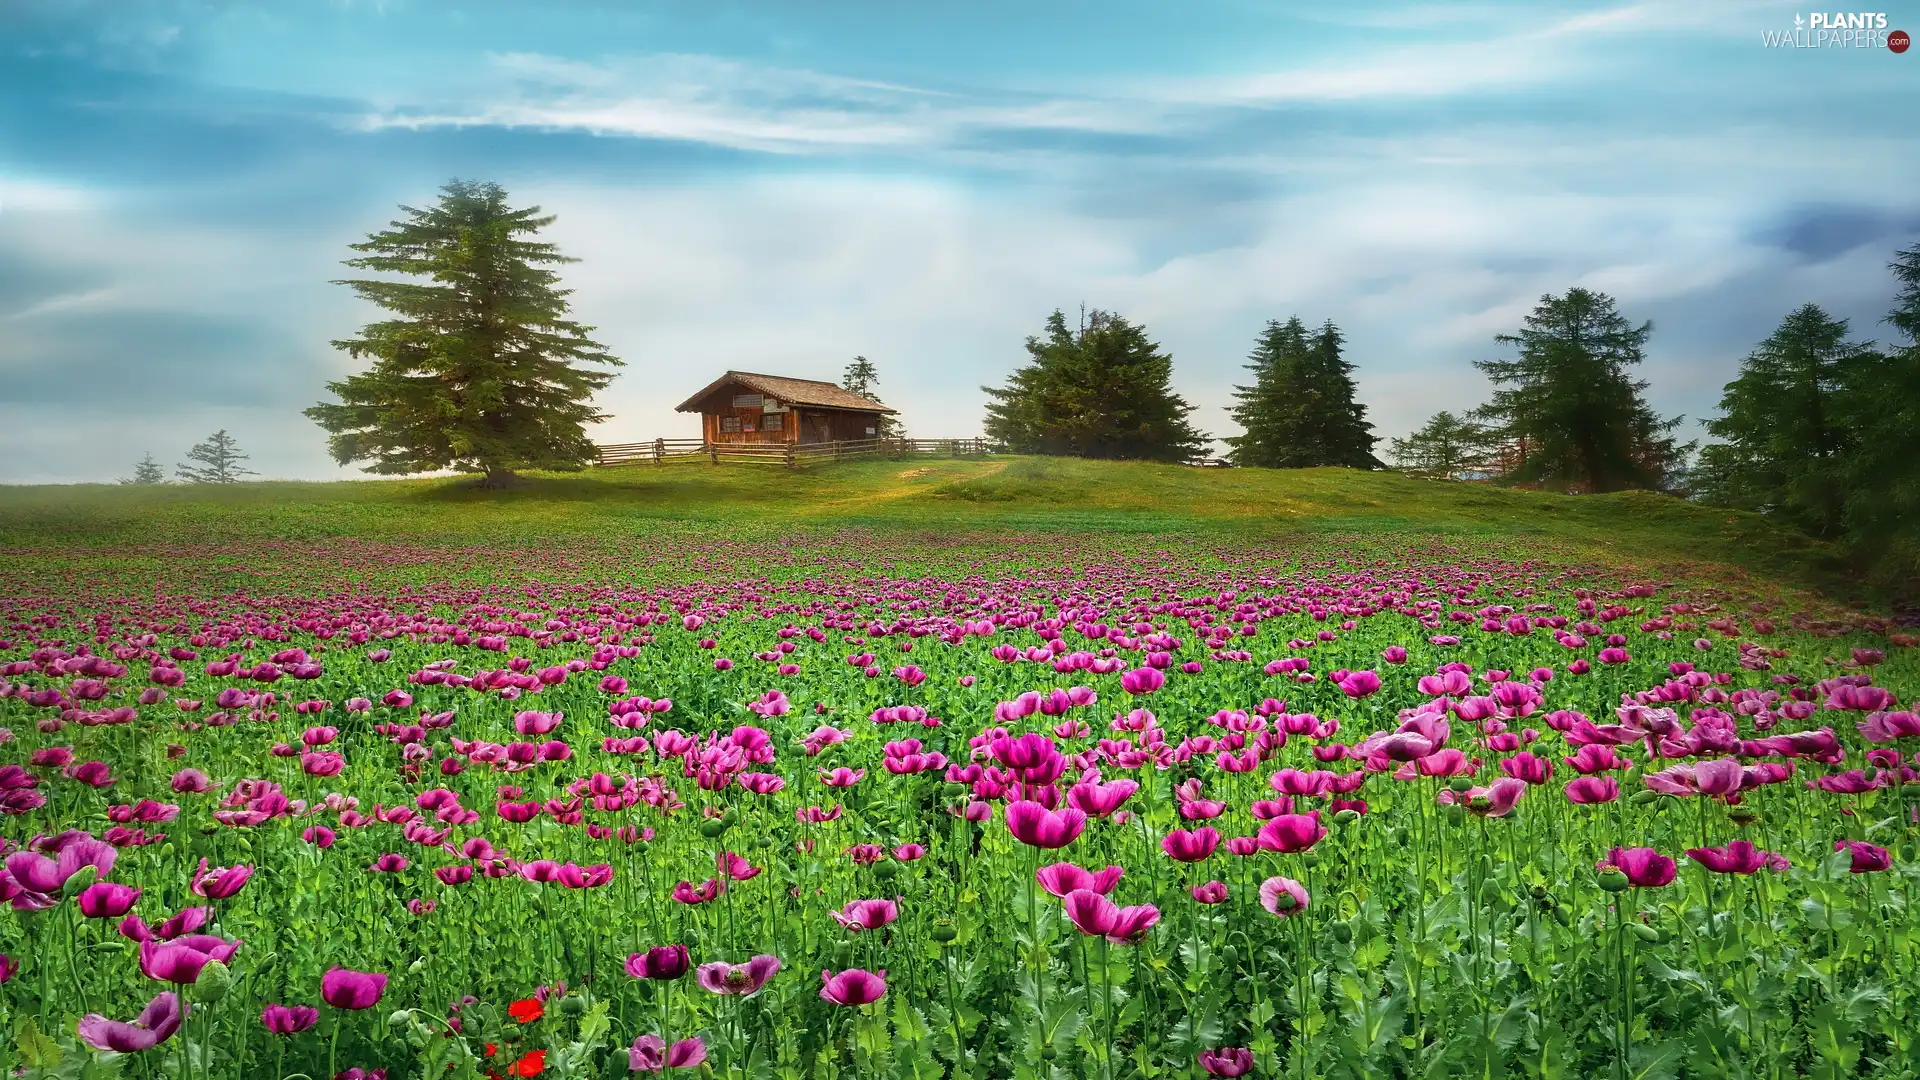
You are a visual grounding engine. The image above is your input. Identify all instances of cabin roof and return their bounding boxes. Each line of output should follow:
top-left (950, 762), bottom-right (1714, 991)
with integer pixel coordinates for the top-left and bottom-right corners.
top-left (674, 371), bottom-right (897, 414)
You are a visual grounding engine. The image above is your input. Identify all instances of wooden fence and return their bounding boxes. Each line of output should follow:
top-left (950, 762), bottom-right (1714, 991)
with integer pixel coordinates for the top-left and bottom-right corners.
top-left (594, 437), bottom-right (994, 469)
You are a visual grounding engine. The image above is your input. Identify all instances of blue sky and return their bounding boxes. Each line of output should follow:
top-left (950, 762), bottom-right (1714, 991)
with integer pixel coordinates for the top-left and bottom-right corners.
top-left (2, 0), bottom-right (1915, 482)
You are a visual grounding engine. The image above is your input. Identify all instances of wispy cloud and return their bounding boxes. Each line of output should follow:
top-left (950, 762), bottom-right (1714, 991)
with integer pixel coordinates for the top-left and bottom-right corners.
top-left (354, 5), bottom-right (1695, 157)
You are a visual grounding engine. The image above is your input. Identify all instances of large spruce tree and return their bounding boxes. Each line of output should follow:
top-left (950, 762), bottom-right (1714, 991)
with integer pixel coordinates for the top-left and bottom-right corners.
top-left (307, 180), bottom-right (621, 487)
top-left (1475, 288), bottom-right (1687, 493)
top-left (1832, 244), bottom-right (1920, 581)
top-left (1224, 317), bottom-right (1307, 467)
top-left (983, 309), bottom-right (1207, 462)
top-left (1226, 317), bottom-right (1380, 468)
top-left (1693, 304), bottom-right (1872, 536)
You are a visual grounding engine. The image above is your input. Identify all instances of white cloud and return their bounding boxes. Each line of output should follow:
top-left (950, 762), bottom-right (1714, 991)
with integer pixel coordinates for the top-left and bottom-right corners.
top-left (0, 178), bottom-right (97, 215)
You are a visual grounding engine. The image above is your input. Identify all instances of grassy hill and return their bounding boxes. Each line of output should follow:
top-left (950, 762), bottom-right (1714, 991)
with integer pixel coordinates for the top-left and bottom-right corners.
top-left (0, 456), bottom-right (1866, 608)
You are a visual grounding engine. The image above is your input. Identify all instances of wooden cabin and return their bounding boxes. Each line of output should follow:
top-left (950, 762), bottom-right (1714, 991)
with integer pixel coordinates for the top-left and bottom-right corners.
top-left (675, 371), bottom-right (896, 446)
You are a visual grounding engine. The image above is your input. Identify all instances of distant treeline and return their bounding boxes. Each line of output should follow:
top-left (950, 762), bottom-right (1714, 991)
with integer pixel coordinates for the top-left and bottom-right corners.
top-left (979, 246), bottom-right (1920, 595)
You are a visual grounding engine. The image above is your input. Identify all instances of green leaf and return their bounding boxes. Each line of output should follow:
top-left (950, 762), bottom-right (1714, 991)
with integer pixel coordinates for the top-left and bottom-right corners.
top-left (1626, 1040), bottom-right (1684, 1080)
top-left (16, 1024), bottom-right (61, 1071)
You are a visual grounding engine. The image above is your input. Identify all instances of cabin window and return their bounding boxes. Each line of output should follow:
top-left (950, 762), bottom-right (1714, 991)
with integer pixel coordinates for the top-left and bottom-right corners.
top-left (731, 393), bottom-right (763, 407)
top-left (763, 413), bottom-right (784, 431)
top-left (719, 416), bottom-right (742, 433)
top-left (865, 426), bottom-right (877, 435)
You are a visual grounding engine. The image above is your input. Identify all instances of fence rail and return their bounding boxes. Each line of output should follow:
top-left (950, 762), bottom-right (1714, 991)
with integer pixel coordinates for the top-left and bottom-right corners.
top-left (594, 436), bottom-right (994, 469)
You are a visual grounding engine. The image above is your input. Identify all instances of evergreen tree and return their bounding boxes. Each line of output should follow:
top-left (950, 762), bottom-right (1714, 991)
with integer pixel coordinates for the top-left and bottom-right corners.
top-left (1475, 288), bottom-right (1687, 493)
top-left (306, 180), bottom-right (621, 487)
top-left (841, 356), bottom-right (902, 439)
top-left (1693, 304), bottom-right (1872, 536)
top-left (1833, 243), bottom-right (1920, 585)
top-left (983, 308), bottom-right (1207, 462)
top-left (1296, 320), bottom-right (1382, 468)
top-left (1224, 317), bottom-right (1309, 467)
top-left (175, 431), bottom-right (256, 484)
top-left (1225, 318), bottom-right (1380, 468)
top-left (120, 453), bottom-right (167, 485)
top-left (1387, 411), bottom-right (1498, 478)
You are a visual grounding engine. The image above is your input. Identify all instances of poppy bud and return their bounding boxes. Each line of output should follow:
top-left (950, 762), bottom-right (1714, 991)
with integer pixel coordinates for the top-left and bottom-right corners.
top-left (198, 960), bottom-right (233, 1001)
top-left (1445, 805), bottom-right (1466, 826)
top-left (942, 783), bottom-right (971, 799)
top-left (1628, 790), bottom-right (1659, 807)
top-left (1728, 806), bottom-right (1759, 826)
top-left (1628, 922), bottom-right (1660, 943)
top-left (931, 920), bottom-right (958, 943)
top-left (1597, 869), bottom-right (1630, 892)
top-left (388, 1009), bottom-right (413, 1028)
top-left (872, 861), bottom-right (899, 880)
top-left (699, 819), bottom-right (730, 838)
top-left (61, 866), bottom-right (99, 899)
top-left (1331, 921), bottom-right (1352, 944)
top-left (1333, 809), bottom-right (1360, 827)
top-left (1042, 1048), bottom-right (1058, 1062)
top-left (1391, 827), bottom-right (1410, 845)
top-left (1553, 907), bottom-right (1571, 926)
top-left (1447, 777), bottom-right (1473, 794)
top-left (408, 957), bottom-right (428, 974)
top-left (1479, 881), bottom-right (1502, 905)
top-left (558, 994), bottom-right (587, 1017)
top-left (1301, 851), bottom-right (1321, 868)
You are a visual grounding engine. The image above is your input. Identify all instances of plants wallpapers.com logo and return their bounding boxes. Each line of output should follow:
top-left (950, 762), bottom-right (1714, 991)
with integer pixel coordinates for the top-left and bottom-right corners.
top-left (1760, 11), bottom-right (1909, 49)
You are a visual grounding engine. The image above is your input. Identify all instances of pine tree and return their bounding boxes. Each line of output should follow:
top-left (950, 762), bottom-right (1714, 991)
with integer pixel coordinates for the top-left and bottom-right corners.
top-left (1693, 304), bottom-right (1872, 536)
top-left (983, 309), bottom-right (1207, 462)
top-left (1224, 318), bottom-right (1309, 467)
top-left (305, 180), bottom-right (621, 487)
top-left (1833, 243), bottom-right (1920, 585)
top-left (841, 356), bottom-right (902, 438)
top-left (120, 453), bottom-right (167, 485)
top-left (1225, 318), bottom-right (1380, 468)
top-left (1296, 321), bottom-right (1382, 468)
top-left (1388, 412), bottom-right (1498, 478)
top-left (1475, 288), bottom-right (1687, 493)
top-left (175, 431), bottom-right (257, 484)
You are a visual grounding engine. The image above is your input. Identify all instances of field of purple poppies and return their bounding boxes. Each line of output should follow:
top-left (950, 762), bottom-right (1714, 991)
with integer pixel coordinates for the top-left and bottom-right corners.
top-left (1, 524), bottom-right (1915, 1080)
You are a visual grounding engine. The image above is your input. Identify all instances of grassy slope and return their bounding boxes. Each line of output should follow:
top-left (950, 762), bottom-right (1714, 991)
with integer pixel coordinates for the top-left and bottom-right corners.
top-left (0, 456), bottom-right (1859, 605)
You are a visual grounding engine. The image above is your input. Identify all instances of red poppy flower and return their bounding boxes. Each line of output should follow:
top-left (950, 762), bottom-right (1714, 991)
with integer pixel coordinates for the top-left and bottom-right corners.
top-left (512, 1049), bottom-right (546, 1077)
top-left (507, 998), bottom-right (544, 1024)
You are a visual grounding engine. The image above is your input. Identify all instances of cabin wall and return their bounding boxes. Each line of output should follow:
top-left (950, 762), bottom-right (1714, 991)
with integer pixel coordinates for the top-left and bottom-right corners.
top-left (794, 408), bottom-right (884, 444)
top-left (701, 405), bottom-right (797, 444)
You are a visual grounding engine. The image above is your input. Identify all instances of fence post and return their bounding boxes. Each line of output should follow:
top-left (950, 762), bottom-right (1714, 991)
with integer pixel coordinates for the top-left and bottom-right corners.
top-left (709, 443), bottom-right (718, 466)
top-left (784, 443), bottom-right (796, 469)
top-left (653, 438), bottom-right (663, 465)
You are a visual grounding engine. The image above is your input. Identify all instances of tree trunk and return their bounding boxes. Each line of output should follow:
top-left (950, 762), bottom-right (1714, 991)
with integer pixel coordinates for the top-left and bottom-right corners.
top-left (479, 466), bottom-right (520, 489)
